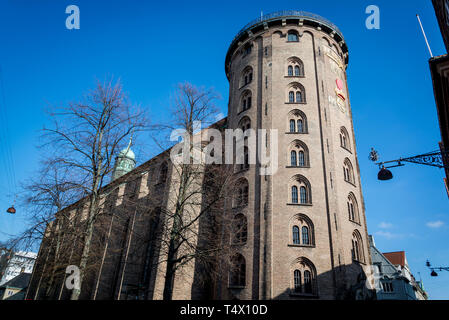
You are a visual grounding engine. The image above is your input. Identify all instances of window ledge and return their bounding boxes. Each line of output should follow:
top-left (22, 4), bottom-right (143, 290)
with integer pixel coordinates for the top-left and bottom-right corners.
top-left (352, 259), bottom-right (366, 266)
top-left (286, 166), bottom-right (310, 169)
top-left (285, 132), bottom-right (308, 135)
top-left (287, 203), bottom-right (312, 207)
top-left (239, 83), bottom-right (252, 90)
top-left (237, 108), bottom-right (251, 116)
top-left (349, 219), bottom-right (361, 226)
top-left (288, 244), bottom-right (315, 248)
top-left (341, 146), bottom-right (352, 154)
top-left (285, 102), bottom-right (307, 105)
top-left (289, 292), bottom-right (318, 298)
top-left (234, 168), bottom-right (250, 175)
top-left (232, 204), bottom-right (248, 210)
top-left (285, 75), bottom-right (305, 79)
top-left (228, 286), bottom-right (246, 290)
top-left (344, 180), bottom-right (357, 188)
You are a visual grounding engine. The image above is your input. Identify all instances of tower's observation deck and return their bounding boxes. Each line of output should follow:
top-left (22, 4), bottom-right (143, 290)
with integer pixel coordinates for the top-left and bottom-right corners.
top-left (225, 10), bottom-right (349, 78)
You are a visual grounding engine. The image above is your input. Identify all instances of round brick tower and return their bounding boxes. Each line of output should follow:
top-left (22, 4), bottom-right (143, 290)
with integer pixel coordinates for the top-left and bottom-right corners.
top-left (223, 10), bottom-right (373, 300)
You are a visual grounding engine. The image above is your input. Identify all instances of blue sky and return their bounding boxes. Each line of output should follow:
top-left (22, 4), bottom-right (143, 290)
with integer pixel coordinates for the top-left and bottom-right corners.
top-left (0, 0), bottom-right (448, 299)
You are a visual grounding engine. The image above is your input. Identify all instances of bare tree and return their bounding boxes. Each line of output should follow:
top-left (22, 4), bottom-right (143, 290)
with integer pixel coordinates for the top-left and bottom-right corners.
top-left (39, 78), bottom-right (148, 300)
top-left (150, 82), bottom-right (239, 300)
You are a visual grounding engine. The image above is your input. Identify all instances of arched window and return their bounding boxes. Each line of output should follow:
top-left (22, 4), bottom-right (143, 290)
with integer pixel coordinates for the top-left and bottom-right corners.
top-left (347, 193), bottom-right (359, 223)
top-left (287, 110), bottom-right (307, 134)
top-left (290, 214), bottom-right (315, 246)
top-left (232, 214), bottom-right (248, 244)
top-left (240, 90), bottom-right (252, 113)
top-left (340, 127), bottom-right (351, 151)
top-left (241, 66), bottom-right (253, 87)
top-left (294, 270), bottom-right (301, 292)
top-left (302, 226), bottom-right (310, 245)
top-left (351, 230), bottom-right (365, 263)
top-left (230, 254), bottom-right (246, 287)
top-left (289, 175), bottom-right (312, 205)
top-left (292, 226), bottom-right (300, 244)
top-left (291, 257), bottom-right (317, 295)
top-left (286, 57), bottom-right (304, 77)
top-left (291, 151), bottom-right (297, 166)
top-left (343, 158), bottom-right (355, 185)
top-left (238, 116), bottom-right (251, 132)
top-left (288, 31), bottom-right (299, 42)
top-left (286, 82), bottom-right (305, 103)
top-left (288, 140), bottom-right (309, 167)
top-left (292, 186), bottom-right (298, 204)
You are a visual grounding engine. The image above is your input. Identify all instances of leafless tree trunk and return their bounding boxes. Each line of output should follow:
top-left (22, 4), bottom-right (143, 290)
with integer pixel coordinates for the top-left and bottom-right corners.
top-left (152, 82), bottom-right (238, 300)
top-left (39, 78), bottom-right (148, 300)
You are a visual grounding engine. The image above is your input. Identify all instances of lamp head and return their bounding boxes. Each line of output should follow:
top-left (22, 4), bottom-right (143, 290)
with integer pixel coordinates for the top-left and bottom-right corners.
top-left (431, 270), bottom-right (438, 277)
top-left (378, 167), bottom-right (393, 181)
top-left (6, 206), bottom-right (16, 214)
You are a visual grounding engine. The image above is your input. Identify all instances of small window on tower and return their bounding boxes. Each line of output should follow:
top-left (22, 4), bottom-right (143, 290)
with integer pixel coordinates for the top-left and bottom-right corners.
top-left (288, 32), bottom-right (299, 42)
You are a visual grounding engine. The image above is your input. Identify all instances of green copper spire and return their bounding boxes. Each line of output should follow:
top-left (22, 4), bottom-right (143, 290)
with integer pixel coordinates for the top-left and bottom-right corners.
top-left (112, 137), bottom-right (136, 181)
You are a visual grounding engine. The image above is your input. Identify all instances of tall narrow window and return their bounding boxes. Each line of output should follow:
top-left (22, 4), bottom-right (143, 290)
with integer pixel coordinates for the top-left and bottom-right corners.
top-left (289, 91), bottom-right (295, 103)
top-left (230, 254), bottom-right (246, 287)
top-left (233, 214), bottom-right (248, 244)
top-left (298, 151), bottom-right (305, 167)
top-left (294, 270), bottom-right (302, 292)
top-left (304, 270), bottom-right (312, 293)
top-left (292, 186), bottom-right (298, 204)
top-left (290, 120), bottom-right (296, 133)
top-left (296, 91), bottom-right (302, 103)
top-left (351, 231), bottom-right (364, 263)
top-left (158, 162), bottom-right (168, 184)
top-left (293, 226), bottom-right (300, 244)
top-left (297, 119), bottom-right (303, 133)
top-left (300, 186), bottom-right (307, 204)
top-left (302, 226), bottom-right (310, 245)
top-left (295, 66), bottom-right (300, 76)
top-left (290, 151), bottom-right (297, 166)
top-left (288, 66), bottom-right (293, 76)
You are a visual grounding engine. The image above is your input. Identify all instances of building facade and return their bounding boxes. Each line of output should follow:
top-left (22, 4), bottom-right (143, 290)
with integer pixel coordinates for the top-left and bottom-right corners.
top-left (430, 0), bottom-right (449, 197)
top-left (222, 10), bottom-right (373, 300)
top-left (369, 236), bottom-right (427, 300)
top-left (0, 251), bottom-right (36, 286)
top-left (26, 11), bottom-right (374, 300)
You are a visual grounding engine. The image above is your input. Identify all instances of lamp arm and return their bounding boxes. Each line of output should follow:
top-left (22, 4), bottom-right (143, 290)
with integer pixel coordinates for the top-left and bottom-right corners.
top-left (376, 150), bottom-right (449, 170)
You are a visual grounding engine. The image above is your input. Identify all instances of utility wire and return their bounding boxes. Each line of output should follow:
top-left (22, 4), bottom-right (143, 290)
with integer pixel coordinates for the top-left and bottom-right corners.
top-left (0, 65), bottom-right (18, 202)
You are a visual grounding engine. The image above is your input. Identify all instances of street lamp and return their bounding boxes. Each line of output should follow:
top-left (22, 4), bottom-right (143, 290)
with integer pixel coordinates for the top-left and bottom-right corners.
top-left (426, 260), bottom-right (449, 277)
top-left (6, 206), bottom-right (16, 214)
top-left (369, 148), bottom-right (449, 181)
